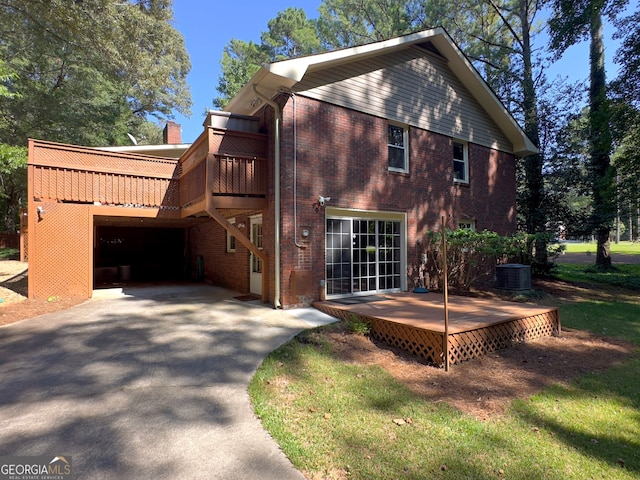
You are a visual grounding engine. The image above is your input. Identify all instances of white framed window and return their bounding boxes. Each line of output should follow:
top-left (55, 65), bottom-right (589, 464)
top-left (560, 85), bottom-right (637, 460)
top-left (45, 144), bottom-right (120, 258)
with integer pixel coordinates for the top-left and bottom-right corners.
top-left (458, 219), bottom-right (475, 231)
top-left (453, 140), bottom-right (469, 183)
top-left (226, 218), bottom-right (236, 253)
top-left (388, 123), bottom-right (409, 173)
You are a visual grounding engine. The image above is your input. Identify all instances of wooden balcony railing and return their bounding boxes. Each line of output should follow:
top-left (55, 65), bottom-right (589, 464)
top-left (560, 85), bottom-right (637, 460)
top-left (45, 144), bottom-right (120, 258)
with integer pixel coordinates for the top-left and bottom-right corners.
top-left (179, 127), bottom-right (268, 215)
top-left (29, 140), bottom-right (180, 210)
top-left (212, 155), bottom-right (266, 196)
top-left (30, 124), bottom-right (268, 218)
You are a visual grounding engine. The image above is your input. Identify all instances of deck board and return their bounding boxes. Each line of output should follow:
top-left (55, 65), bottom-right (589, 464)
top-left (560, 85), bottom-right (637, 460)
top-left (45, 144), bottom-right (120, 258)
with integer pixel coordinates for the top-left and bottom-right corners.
top-left (313, 292), bottom-right (559, 366)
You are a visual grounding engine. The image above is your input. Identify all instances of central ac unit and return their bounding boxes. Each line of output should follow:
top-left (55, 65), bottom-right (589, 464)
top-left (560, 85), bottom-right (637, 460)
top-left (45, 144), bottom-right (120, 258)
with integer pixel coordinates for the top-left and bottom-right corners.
top-left (495, 264), bottom-right (531, 290)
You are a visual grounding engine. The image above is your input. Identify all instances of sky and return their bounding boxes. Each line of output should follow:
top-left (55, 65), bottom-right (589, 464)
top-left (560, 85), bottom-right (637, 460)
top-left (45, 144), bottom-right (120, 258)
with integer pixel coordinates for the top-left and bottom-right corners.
top-left (170, 0), bottom-right (634, 144)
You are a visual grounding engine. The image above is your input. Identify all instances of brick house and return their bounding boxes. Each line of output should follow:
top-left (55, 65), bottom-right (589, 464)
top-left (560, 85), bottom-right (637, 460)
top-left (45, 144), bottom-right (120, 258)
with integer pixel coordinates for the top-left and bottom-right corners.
top-left (25, 28), bottom-right (537, 308)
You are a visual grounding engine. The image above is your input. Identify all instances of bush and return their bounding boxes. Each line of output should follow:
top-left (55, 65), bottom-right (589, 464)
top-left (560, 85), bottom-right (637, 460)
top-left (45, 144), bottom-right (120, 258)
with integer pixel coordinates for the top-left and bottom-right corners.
top-left (409, 230), bottom-right (563, 293)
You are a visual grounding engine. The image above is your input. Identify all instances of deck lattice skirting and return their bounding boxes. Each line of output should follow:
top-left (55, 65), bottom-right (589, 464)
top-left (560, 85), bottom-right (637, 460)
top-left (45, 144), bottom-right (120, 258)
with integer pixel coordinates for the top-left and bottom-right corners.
top-left (313, 301), bottom-right (560, 367)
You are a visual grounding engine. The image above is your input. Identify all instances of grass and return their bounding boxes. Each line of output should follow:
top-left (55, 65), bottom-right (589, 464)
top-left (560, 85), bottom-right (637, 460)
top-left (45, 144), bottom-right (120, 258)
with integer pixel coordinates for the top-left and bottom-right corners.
top-left (553, 263), bottom-right (640, 290)
top-left (250, 264), bottom-right (640, 479)
top-left (562, 240), bottom-right (640, 255)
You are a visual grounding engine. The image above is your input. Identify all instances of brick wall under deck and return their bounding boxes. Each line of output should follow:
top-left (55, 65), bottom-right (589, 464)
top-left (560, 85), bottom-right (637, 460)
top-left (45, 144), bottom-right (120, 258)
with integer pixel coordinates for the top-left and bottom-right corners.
top-left (188, 218), bottom-right (250, 294)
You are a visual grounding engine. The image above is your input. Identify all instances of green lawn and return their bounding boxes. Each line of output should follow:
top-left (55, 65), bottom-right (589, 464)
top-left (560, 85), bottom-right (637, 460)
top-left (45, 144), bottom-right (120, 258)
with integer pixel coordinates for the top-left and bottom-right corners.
top-left (562, 240), bottom-right (640, 255)
top-left (250, 261), bottom-right (640, 480)
top-left (554, 263), bottom-right (640, 290)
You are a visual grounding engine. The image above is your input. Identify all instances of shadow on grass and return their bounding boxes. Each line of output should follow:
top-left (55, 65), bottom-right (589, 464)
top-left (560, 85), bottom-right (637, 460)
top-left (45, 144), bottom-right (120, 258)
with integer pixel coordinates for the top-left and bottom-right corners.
top-left (254, 310), bottom-right (640, 479)
top-left (511, 355), bottom-right (640, 475)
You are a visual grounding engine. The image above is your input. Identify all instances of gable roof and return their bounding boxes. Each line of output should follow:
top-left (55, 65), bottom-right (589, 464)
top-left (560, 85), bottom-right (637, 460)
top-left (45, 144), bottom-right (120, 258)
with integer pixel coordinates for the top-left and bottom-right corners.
top-left (225, 27), bottom-right (538, 157)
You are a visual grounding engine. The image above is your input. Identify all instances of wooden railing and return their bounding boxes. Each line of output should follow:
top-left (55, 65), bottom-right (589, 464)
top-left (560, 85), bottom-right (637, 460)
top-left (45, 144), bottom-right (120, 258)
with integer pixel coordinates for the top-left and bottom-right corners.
top-left (179, 154), bottom-right (267, 213)
top-left (29, 140), bottom-right (180, 209)
top-left (30, 127), bottom-right (268, 216)
top-left (212, 155), bottom-right (266, 196)
top-left (178, 128), bottom-right (268, 212)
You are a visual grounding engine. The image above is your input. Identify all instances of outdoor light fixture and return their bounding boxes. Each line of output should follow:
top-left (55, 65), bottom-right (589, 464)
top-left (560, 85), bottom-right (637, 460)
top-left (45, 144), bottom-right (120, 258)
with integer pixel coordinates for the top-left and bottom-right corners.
top-left (37, 205), bottom-right (45, 220)
top-left (318, 196), bottom-right (331, 207)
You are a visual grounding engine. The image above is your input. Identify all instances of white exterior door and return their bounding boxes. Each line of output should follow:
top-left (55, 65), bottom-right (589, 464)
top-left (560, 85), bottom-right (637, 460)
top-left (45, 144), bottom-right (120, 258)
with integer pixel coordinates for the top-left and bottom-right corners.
top-left (249, 215), bottom-right (263, 295)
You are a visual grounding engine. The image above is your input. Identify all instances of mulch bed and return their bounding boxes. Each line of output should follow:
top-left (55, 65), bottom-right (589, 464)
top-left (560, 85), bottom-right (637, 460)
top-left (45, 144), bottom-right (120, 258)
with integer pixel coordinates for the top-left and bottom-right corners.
top-left (325, 324), bottom-right (635, 420)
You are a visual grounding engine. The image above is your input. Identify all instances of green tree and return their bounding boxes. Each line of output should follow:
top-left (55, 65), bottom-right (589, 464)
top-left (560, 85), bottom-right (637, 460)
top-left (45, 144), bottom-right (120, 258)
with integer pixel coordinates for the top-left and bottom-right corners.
top-left (262, 7), bottom-right (322, 59)
top-left (0, 58), bottom-right (17, 100)
top-left (0, 145), bottom-right (27, 232)
top-left (611, 10), bottom-right (640, 107)
top-left (548, 0), bottom-right (629, 268)
top-left (544, 105), bottom-right (593, 239)
top-left (469, 0), bottom-right (550, 270)
top-left (0, 0), bottom-right (191, 147)
top-left (317, 0), bottom-right (421, 47)
top-left (214, 40), bottom-right (271, 110)
top-left (214, 8), bottom-right (323, 109)
top-left (610, 9), bottom-right (640, 240)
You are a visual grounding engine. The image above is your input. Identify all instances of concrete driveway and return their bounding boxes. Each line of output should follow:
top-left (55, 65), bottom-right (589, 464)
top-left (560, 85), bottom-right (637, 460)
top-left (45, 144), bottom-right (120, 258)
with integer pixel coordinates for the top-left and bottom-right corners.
top-left (0, 285), bottom-right (335, 479)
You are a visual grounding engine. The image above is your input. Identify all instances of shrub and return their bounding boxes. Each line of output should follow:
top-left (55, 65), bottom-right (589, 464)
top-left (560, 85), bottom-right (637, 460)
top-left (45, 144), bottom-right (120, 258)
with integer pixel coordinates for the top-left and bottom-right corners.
top-left (409, 230), bottom-right (563, 293)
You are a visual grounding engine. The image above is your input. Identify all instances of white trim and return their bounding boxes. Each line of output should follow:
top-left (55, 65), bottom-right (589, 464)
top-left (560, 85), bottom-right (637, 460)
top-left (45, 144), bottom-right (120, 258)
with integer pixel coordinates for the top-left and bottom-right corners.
top-left (96, 144), bottom-right (191, 159)
top-left (387, 122), bottom-right (409, 173)
top-left (226, 217), bottom-right (236, 253)
top-left (458, 218), bottom-right (476, 231)
top-left (249, 214), bottom-right (263, 296)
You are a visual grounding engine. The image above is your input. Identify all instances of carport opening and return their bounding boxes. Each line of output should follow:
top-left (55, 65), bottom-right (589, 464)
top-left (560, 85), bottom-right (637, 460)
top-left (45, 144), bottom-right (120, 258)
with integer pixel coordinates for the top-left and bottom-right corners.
top-left (94, 225), bottom-right (187, 287)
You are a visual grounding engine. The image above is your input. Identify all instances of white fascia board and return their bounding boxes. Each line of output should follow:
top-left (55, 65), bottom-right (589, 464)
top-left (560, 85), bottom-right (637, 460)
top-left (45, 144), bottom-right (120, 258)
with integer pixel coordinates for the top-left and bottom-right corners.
top-left (97, 144), bottom-right (191, 159)
top-left (267, 28), bottom-right (443, 78)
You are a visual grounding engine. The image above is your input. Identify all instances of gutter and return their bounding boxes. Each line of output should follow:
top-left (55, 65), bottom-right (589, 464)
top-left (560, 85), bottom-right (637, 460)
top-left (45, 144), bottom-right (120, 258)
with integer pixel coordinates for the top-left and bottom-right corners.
top-left (252, 84), bottom-right (282, 309)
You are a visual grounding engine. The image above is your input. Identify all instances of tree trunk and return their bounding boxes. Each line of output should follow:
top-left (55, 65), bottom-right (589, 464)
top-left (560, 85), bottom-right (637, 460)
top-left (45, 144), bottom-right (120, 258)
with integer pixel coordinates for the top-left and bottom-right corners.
top-left (595, 227), bottom-right (611, 267)
top-left (637, 200), bottom-right (639, 242)
top-left (589, 9), bottom-right (613, 268)
top-left (519, 0), bottom-right (548, 270)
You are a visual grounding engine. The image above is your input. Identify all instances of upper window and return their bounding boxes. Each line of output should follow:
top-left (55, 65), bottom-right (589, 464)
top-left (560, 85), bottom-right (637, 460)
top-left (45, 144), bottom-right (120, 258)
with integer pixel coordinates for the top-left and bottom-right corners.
top-left (453, 140), bottom-right (468, 183)
top-left (388, 124), bottom-right (408, 172)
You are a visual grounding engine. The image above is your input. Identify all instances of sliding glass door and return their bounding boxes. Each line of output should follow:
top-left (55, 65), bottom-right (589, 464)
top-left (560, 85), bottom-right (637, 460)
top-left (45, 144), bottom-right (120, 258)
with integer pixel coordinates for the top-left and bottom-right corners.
top-left (326, 216), bottom-right (402, 296)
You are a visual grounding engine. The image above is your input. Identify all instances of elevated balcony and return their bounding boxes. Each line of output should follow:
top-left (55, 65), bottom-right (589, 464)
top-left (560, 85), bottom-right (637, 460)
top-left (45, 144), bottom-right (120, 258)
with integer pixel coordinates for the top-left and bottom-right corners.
top-left (29, 113), bottom-right (268, 218)
top-left (179, 122), bottom-right (268, 217)
top-left (29, 140), bottom-right (181, 215)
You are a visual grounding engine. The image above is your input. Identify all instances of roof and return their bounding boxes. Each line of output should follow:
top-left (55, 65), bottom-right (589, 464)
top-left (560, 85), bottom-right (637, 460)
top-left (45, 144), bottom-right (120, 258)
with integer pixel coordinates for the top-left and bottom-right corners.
top-left (225, 27), bottom-right (538, 157)
top-left (97, 143), bottom-right (191, 159)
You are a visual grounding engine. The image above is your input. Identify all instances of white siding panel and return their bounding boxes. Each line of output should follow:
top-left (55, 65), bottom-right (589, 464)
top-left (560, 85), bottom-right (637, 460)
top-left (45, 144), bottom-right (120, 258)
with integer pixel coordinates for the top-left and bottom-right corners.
top-left (294, 48), bottom-right (512, 153)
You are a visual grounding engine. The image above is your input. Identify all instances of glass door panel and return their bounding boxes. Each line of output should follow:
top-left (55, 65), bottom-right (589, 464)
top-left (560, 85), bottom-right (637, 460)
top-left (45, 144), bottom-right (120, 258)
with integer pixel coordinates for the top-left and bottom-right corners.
top-left (326, 217), bottom-right (402, 296)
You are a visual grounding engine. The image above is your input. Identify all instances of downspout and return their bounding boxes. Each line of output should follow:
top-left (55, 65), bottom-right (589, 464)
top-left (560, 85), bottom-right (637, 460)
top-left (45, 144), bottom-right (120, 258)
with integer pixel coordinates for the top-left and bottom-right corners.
top-left (283, 90), bottom-right (306, 249)
top-left (252, 84), bottom-right (282, 308)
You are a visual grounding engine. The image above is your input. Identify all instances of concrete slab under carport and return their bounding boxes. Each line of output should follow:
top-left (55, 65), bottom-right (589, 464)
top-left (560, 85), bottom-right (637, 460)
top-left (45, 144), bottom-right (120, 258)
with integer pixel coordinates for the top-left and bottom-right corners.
top-left (0, 284), bottom-right (335, 479)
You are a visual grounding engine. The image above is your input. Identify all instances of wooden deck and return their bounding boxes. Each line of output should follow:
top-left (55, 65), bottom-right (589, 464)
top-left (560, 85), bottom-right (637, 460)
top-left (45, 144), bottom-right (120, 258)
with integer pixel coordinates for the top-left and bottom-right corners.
top-left (312, 292), bottom-right (560, 367)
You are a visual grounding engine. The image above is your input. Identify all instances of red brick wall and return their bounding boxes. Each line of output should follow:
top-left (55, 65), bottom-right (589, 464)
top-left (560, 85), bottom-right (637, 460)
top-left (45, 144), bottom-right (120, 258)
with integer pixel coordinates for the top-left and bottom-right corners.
top-left (274, 94), bottom-right (517, 307)
top-left (188, 218), bottom-right (250, 293)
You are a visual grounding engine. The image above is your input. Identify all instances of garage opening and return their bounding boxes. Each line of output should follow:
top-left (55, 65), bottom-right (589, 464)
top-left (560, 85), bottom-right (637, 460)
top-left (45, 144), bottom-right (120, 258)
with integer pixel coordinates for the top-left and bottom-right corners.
top-left (94, 225), bottom-right (187, 287)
